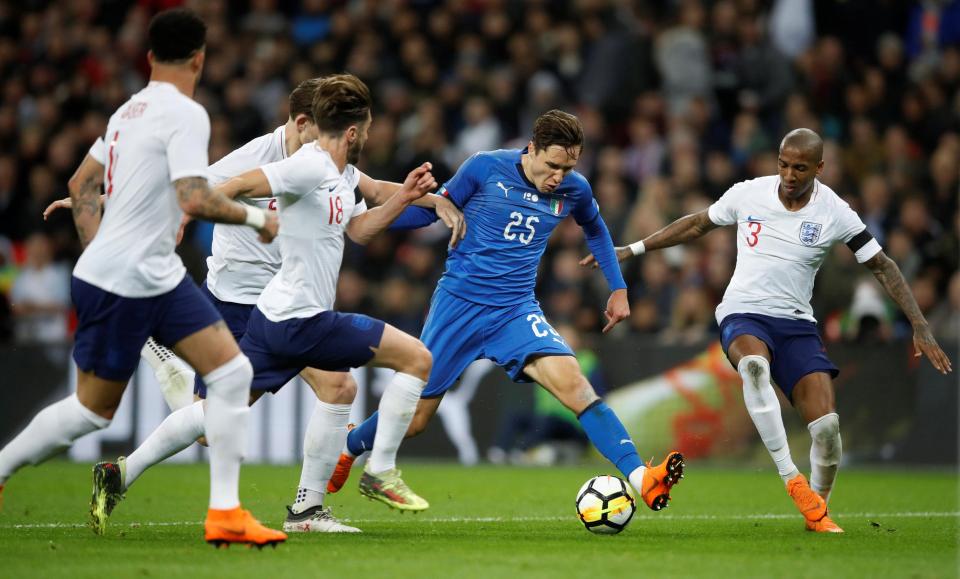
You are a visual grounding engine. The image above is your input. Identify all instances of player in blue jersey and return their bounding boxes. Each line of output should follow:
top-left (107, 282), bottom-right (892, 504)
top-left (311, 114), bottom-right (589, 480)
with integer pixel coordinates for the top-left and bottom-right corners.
top-left (329, 110), bottom-right (684, 511)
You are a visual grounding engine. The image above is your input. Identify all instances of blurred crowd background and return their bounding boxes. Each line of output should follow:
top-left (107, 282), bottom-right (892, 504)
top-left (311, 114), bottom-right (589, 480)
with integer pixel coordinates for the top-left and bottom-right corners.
top-left (0, 0), bottom-right (956, 348)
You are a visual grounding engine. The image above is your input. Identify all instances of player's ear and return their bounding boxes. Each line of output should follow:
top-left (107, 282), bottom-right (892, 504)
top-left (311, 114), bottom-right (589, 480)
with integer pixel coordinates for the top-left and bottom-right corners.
top-left (190, 48), bottom-right (205, 75)
top-left (146, 50), bottom-right (155, 68)
top-left (816, 160), bottom-right (824, 176)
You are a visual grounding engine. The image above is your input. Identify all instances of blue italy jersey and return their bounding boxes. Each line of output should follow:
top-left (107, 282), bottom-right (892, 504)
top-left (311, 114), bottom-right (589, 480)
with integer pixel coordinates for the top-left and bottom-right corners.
top-left (437, 148), bottom-right (604, 306)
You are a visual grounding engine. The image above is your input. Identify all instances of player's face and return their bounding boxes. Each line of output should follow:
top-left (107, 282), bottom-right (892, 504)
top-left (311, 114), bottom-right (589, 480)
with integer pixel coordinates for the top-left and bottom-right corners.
top-left (777, 146), bottom-right (823, 200)
top-left (526, 143), bottom-right (580, 193)
top-left (346, 114), bottom-right (371, 165)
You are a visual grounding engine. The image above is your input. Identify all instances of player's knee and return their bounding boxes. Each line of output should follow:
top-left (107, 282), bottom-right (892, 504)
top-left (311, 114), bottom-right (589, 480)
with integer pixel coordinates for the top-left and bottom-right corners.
top-left (402, 341), bottom-right (432, 381)
top-left (324, 373), bottom-right (357, 405)
top-left (204, 353), bottom-right (253, 400)
top-left (554, 375), bottom-right (596, 412)
top-left (737, 355), bottom-right (770, 389)
top-left (808, 412), bottom-right (841, 465)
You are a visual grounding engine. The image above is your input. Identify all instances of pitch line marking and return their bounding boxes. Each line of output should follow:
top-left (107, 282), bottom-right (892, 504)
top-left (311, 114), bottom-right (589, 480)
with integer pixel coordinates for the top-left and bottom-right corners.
top-left (2, 511), bottom-right (957, 529)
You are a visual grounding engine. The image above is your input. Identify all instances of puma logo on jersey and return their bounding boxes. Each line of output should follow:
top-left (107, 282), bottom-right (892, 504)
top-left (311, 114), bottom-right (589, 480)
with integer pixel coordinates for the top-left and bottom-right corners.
top-left (496, 182), bottom-right (513, 197)
top-left (619, 439), bottom-right (634, 446)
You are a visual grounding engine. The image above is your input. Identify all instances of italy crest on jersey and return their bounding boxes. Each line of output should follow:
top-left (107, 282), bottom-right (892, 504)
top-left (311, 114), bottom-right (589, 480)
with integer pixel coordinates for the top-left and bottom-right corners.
top-left (549, 198), bottom-right (564, 215)
top-left (799, 221), bottom-right (822, 246)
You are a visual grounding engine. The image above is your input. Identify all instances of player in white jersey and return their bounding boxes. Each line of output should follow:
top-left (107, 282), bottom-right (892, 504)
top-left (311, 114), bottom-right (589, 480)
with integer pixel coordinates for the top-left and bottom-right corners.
top-left (582, 128), bottom-right (952, 533)
top-left (61, 78), bottom-right (463, 533)
top-left (82, 74), bottom-right (440, 525)
top-left (0, 9), bottom-right (288, 548)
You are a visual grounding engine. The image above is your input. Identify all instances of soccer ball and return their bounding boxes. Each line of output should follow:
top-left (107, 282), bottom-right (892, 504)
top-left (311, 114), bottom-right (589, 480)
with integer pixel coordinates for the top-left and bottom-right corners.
top-left (575, 475), bottom-right (637, 534)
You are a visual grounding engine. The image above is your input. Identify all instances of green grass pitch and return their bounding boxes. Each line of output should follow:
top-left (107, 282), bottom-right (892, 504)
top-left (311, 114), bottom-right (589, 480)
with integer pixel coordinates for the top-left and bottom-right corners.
top-left (0, 461), bottom-right (957, 578)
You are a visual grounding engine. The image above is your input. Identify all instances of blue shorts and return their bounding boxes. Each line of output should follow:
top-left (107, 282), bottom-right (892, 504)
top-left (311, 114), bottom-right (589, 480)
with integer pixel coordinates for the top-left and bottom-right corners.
top-left (72, 275), bottom-right (222, 382)
top-left (420, 287), bottom-right (574, 399)
top-left (193, 282), bottom-right (255, 398)
top-left (239, 307), bottom-right (385, 394)
top-left (719, 313), bottom-right (839, 399)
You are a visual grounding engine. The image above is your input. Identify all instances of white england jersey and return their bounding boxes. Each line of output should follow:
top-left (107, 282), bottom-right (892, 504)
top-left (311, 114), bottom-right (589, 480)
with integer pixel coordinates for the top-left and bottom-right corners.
top-left (73, 81), bottom-right (209, 297)
top-left (258, 144), bottom-right (366, 321)
top-left (708, 175), bottom-right (882, 324)
top-left (205, 125), bottom-right (286, 304)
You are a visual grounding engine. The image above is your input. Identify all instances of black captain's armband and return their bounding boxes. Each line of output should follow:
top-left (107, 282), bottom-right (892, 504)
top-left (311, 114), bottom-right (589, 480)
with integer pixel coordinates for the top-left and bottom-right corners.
top-left (846, 229), bottom-right (874, 253)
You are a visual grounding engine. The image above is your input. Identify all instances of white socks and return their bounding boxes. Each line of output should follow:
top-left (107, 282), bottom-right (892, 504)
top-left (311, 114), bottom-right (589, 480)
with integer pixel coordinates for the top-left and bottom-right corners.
top-left (0, 393), bottom-right (110, 484)
top-left (808, 412), bottom-right (841, 502)
top-left (291, 400), bottom-right (352, 514)
top-left (367, 372), bottom-right (425, 474)
top-left (203, 354), bottom-right (252, 510)
top-left (627, 466), bottom-right (648, 496)
top-left (141, 338), bottom-right (196, 411)
top-left (124, 400), bottom-right (205, 491)
top-left (739, 356), bottom-right (800, 483)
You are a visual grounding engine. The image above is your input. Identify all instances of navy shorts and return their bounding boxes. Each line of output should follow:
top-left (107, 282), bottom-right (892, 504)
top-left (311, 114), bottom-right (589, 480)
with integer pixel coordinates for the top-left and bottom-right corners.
top-left (72, 275), bottom-right (222, 382)
top-left (719, 312), bottom-right (839, 399)
top-left (193, 282), bottom-right (254, 397)
top-left (239, 307), bottom-right (385, 394)
top-left (419, 287), bottom-right (574, 399)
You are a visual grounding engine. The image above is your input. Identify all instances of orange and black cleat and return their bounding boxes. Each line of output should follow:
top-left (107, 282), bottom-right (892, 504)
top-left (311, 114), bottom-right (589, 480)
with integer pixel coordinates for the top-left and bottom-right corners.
top-left (204, 507), bottom-right (287, 549)
top-left (640, 451), bottom-right (685, 511)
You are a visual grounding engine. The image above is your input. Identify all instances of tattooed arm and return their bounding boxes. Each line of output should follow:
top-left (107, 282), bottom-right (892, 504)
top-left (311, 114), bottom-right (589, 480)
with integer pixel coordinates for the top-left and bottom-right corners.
top-left (175, 176), bottom-right (278, 242)
top-left (864, 250), bottom-right (953, 374)
top-left (67, 153), bottom-right (106, 248)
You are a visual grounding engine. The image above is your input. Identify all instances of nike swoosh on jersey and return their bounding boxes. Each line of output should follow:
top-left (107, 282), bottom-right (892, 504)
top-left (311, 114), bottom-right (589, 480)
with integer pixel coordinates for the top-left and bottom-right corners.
top-left (745, 215), bottom-right (765, 222)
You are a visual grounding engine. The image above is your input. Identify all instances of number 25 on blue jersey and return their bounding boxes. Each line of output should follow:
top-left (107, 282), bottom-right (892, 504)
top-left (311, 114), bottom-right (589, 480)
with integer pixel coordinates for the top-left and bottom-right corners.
top-left (503, 211), bottom-right (539, 245)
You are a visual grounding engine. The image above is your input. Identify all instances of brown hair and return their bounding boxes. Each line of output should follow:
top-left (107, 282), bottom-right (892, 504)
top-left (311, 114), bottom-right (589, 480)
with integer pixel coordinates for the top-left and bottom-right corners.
top-left (532, 109), bottom-right (584, 155)
top-left (311, 74), bottom-right (372, 135)
top-left (288, 78), bottom-right (322, 120)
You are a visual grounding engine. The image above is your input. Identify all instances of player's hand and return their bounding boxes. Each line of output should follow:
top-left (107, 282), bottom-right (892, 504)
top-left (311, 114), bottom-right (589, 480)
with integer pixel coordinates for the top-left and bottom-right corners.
top-left (43, 197), bottom-right (72, 220)
top-left (176, 214), bottom-right (192, 246)
top-left (602, 288), bottom-right (630, 333)
top-left (434, 195), bottom-right (466, 248)
top-left (913, 323), bottom-right (953, 374)
top-left (257, 212), bottom-right (279, 243)
top-left (399, 162), bottom-right (437, 203)
top-left (580, 246), bottom-right (633, 269)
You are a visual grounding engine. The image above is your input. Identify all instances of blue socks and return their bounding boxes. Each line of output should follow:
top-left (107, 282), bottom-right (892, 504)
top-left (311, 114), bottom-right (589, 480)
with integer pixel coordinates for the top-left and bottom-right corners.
top-left (577, 400), bottom-right (643, 478)
top-left (346, 411), bottom-right (379, 457)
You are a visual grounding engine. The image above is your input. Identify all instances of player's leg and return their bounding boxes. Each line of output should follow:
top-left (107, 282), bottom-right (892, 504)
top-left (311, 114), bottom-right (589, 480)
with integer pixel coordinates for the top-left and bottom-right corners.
top-left (776, 322), bottom-right (843, 534)
top-left (793, 373), bottom-right (840, 502)
top-left (522, 355), bottom-right (683, 511)
top-left (356, 324), bottom-right (433, 509)
top-left (0, 278), bottom-right (142, 520)
top-left (158, 279), bottom-right (283, 547)
top-left (332, 288), bottom-right (481, 494)
top-left (283, 368), bottom-right (360, 533)
top-left (141, 338), bottom-right (196, 411)
top-left (725, 332), bottom-right (802, 483)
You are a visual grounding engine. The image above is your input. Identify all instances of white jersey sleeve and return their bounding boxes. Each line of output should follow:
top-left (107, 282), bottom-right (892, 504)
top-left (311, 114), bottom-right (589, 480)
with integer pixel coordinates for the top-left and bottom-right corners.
top-left (166, 105), bottom-right (210, 182)
top-left (261, 149), bottom-right (336, 198)
top-left (835, 204), bottom-right (882, 263)
top-left (707, 183), bottom-right (745, 226)
top-left (88, 137), bottom-right (105, 164)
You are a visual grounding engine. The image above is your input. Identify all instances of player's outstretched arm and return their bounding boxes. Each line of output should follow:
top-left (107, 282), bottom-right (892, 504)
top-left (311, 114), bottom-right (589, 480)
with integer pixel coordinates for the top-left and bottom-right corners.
top-left (864, 251), bottom-right (953, 374)
top-left (359, 174), bottom-right (466, 247)
top-left (346, 163), bottom-right (437, 245)
top-left (67, 153), bottom-right (106, 248)
top-left (175, 176), bottom-right (278, 243)
top-left (580, 209), bottom-right (719, 268)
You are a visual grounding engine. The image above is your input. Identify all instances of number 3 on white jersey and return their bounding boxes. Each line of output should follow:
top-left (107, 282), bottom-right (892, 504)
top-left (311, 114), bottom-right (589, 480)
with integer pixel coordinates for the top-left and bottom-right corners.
top-left (504, 211), bottom-right (539, 244)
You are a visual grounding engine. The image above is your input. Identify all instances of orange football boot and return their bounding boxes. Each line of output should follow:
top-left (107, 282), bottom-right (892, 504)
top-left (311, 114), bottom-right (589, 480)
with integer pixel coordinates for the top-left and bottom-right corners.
top-left (327, 424), bottom-right (357, 494)
top-left (204, 507), bottom-right (287, 549)
top-left (806, 514), bottom-right (844, 533)
top-left (786, 474), bottom-right (827, 522)
top-left (639, 451), bottom-right (685, 511)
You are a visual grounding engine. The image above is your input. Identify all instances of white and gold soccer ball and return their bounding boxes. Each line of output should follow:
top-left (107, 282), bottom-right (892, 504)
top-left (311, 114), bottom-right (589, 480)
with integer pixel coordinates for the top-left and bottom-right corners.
top-left (575, 475), bottom-right (637, 534)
